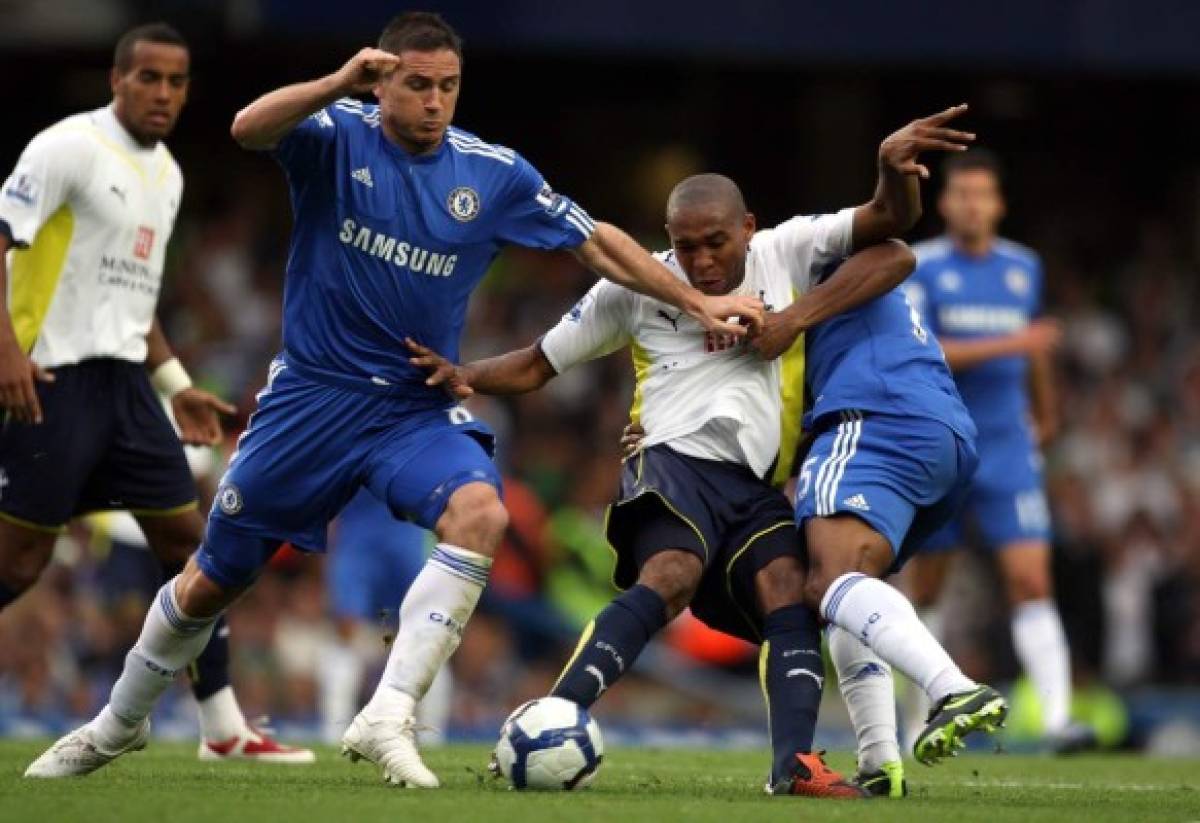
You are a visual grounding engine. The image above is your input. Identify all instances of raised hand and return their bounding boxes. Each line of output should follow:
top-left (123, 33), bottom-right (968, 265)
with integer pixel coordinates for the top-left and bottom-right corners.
top-left (171, 387), bottom-right (236, 446)
top-left (878, 104), bottom-right (975, 180)
top-left (405, 338), bottom-right (474, 400)
top-left (335, 47), bottom-right (401, 95)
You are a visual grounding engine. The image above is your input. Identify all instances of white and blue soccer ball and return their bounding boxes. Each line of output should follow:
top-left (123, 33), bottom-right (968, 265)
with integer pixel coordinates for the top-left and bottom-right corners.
top-left (493, 697), bottom-right (604, 790)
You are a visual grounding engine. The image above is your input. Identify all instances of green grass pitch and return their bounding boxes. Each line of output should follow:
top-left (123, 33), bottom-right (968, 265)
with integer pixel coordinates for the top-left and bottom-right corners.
top-left (0, 741), bottom-right (1196, 823)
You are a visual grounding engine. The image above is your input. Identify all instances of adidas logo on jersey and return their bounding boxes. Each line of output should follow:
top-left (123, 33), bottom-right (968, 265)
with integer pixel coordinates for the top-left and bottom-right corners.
top-left (351, 167), bottom-right (374, 188)
top-left (843, 493), bottom-right (871, 511)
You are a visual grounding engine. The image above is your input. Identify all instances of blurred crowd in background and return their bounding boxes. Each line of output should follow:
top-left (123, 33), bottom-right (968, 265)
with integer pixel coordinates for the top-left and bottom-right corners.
top-left (2, 0), bottom-right (1200, 751)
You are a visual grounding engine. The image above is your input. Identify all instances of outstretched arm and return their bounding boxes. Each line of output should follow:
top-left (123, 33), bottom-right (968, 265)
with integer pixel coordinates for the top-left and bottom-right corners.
top-left (752, 240), bottom-right (917, 360)
top-left (852, 105), bottom-right (975, 250)
top-left (406, 338), bottom-right (556, 398)
top-left (230, 48), bottom-right (399, 150)
top-left (573, 223), bottom-right (763, 338)
top-left (939, 317), bottom-right (1062, 371)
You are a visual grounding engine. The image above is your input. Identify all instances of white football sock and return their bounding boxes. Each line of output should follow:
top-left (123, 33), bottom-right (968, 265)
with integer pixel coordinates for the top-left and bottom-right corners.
top-left (364, 544), bottom-right (490, 718)
top-left (1011, 599), bottom-right (1072, 733)
top-left (318, 641), bottom-right (366, 744)
top-left (197, 685), bottom-right (247, 742)
top-left (821, 573), bottom-right (974, 703)
top-left (828, 625), bottom-right (901, 772)
top-left (94, 579), bottom-right (217, 749)
top-left (415, 665), bottom-right (453, 746)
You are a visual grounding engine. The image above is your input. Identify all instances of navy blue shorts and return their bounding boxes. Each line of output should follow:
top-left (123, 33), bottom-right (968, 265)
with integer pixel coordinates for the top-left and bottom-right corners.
top-left (793, 410), bottom-right (978, 573)
top-left (196, 357), bottom-right (501, 589)
top-left (0, 358), bottom-right (196, 531)
top-left (606, 444), bottom-right (800, 643)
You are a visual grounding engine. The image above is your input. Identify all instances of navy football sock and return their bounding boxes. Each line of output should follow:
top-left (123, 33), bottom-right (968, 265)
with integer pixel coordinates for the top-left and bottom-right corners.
top-left (762, 604), bottom-right (824, 783)
top-left (0, 581), bottom-right (18, 611)
top-left (551, 584), bottom-right (669, 708)
top-left (189, 615), bottom-right (232, 701)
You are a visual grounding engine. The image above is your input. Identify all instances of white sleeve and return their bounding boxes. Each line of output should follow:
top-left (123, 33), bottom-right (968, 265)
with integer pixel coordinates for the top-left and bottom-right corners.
top-left (539, 280), bottom-right (632, 373)
top-left (0, 127), bottom-right (92, 247)
top-left (757, 207), bottom-right (856, 295)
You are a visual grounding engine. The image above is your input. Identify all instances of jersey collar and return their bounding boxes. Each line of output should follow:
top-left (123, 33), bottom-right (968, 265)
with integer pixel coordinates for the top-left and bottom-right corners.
top-left (95, 104), bottom-right (159, 156)
top-left (377, 128), bottom-right (448, 165)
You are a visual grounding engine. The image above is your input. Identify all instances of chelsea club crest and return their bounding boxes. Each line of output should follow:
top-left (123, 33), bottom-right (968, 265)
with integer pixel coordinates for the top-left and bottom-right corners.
top-left (447, 186), bottom-right (481, 222)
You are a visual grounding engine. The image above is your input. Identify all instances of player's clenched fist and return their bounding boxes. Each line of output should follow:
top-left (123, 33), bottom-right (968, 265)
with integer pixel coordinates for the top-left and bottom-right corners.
top-left (879, 104), bottom-right (975, 180)
top-left (335, 47), bottom-right (401, 94)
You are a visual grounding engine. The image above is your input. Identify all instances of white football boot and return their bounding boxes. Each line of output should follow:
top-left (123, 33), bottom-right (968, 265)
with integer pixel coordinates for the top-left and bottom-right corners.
top-left (25, 720), bottom-right (150, 778)
top-left (341, 711), bottom-right (439, 788)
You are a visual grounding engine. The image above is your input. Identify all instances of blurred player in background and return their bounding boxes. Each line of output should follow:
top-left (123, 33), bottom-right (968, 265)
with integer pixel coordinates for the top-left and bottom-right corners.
top-left (0, 23), bottom-right (310, 763)
top-left (320, 489), bottom-right (451, 745)
top-left (26, 11), bottom-right (762, 785)
top-left (904, 150), bottom-right (1086, 749)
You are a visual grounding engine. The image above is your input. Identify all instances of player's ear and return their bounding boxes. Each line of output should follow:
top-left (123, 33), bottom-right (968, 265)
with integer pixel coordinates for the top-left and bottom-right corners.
top-left (743, 212), bottom-right (756, 242)
top-left (109, 65), bottom-right (122, 96)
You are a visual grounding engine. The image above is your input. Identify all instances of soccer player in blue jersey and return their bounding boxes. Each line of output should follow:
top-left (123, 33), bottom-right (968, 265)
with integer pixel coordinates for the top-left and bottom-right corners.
top-left (904, 149), bottom-right (1082, 750)
top-left (25, 12), bottom-right (763, 784)
top-left (761, 137), bottom-right (1013, 791)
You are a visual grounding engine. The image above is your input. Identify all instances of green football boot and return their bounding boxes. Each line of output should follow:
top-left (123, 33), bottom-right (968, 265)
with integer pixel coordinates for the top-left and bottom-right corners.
top-left (914, 684), bottom-right (1008, 766)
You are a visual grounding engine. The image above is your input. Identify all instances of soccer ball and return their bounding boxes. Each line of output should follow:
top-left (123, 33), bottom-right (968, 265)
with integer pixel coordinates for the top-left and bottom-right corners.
top-left (493, 697), bottom-right (604, 790)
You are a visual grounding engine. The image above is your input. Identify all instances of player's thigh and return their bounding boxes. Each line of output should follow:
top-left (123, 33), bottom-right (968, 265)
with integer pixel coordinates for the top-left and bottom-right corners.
top-left (368, 415), bottom-right (504, 551)
top-left (0, 518), bottom-right (58, 592)
top-left (605, 447), bottom-right (721, 599)
top-left (995, 539), bottom-right (1054, 605)
top-left (0, 363), bottom-right (111, 531)
top-left (80, 363), bottom-right (196, 520)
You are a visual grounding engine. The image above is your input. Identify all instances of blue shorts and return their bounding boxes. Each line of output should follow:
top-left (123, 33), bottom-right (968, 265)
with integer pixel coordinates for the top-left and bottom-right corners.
top-left (328, 488), bottom-right (431, 622)
top-left (793, 410), bottom-right (978, 572)
top-left (922, 425), bottom-right (1052, 551)
top-left (196, 358), bottom-right (500, 589)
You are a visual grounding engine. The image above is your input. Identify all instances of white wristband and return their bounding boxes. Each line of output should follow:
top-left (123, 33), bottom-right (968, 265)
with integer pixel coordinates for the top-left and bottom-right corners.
top-left (151, 357), bottom-right (193, 397)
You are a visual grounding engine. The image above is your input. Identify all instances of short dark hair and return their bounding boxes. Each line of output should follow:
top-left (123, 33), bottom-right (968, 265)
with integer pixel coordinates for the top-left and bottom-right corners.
top-left (378, 12), bottom-right (463, 61)
top-left (942, 147), bottom-right (1004, 187)
top-left (114, 22), bottom-right (188, 72)
top-left (666, 173), bottom-right (747, 222)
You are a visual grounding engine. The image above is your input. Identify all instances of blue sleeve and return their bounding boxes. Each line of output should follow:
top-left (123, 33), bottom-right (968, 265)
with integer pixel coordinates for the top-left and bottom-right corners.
top-left (1031, 254), bottom-right (1046, 317)
top-left (496, 155), bottom-right (594, 250)
top-left (906, 262), bottom-right (942, 335)
top-left (270, 102), bottom-right (347, 184)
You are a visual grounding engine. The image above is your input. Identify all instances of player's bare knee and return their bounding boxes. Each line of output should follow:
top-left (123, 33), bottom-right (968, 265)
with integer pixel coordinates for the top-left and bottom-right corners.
top-left (0, 527), bottom-right (56, 594)
top-left (754, 555), bottom-right (807, 615)
top-left (1006, 566), bottom-right (1052, 605)
top-left (437, 483), bottom-right (508, 556)
top-left (173, 556), bottom-right (237, 619)
top-left (638, 550), bottom-right (702, 619)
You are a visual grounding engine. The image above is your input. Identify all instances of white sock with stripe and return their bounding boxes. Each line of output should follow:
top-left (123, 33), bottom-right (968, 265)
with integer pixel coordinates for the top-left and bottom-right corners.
top-left (94, 579), bottom-right (218, 749)
top-left (1011, 599), bottom-right (1072, 733)
top-left (828, 625), bottom-right (902, 773)
top-left (821, 573), bottom-right (974, 703)
top-left (364, 544), bottom-right (491, 719)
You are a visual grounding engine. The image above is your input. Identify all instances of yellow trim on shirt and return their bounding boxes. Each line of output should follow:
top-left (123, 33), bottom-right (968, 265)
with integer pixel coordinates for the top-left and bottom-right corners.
top-left (772, 329), bottom-right (807, 488)
top-left (628, 340), bottom-right (651, 426)
top-left (9, 204), bottom-right (75, 353)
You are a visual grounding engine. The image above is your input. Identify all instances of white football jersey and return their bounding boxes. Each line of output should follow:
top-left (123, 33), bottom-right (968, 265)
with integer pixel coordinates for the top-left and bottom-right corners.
top-left (541, 208), bottom-right (853, 478)
top-left (0, 105), bottom-right (183, 368)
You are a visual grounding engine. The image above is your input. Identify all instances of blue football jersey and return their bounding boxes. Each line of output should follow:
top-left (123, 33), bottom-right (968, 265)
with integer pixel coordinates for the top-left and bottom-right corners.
top-left (803, 277), bottom-right (975, 443)
top-left (908, 237), bottom-right (1042, 436)
top-left (270, 98), bottom-right (594, 403)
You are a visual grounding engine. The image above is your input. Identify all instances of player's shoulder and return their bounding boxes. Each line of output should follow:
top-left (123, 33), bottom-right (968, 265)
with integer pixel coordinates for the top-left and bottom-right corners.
top-left (327, 97), bottom-right (381, 129)
top-left (911, 236), bottom-right (954, 267)
top-left (25, 111), bottom-right (101, 154)
top-left (992, 237), bottom-right (1042, 269)
top-left (446, 126), bottom-right (518, 168)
